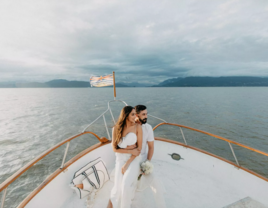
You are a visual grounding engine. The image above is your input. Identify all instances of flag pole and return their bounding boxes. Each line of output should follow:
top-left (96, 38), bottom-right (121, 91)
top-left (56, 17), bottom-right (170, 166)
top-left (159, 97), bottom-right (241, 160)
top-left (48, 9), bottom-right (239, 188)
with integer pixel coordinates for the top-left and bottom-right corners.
top-left (113, 71), bottom-right (116, 100)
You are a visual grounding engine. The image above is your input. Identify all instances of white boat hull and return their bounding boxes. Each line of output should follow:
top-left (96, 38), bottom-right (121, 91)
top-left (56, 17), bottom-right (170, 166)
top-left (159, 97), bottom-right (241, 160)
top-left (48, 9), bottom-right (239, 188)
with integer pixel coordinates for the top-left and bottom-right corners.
top-left (24, 140), bottom-right (268, 208)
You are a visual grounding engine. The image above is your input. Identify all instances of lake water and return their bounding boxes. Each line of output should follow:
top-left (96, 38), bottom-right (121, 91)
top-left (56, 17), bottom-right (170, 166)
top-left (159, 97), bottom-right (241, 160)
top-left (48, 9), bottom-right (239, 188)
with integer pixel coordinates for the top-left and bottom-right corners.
top-left (0, 87), bottom-right (268, 207)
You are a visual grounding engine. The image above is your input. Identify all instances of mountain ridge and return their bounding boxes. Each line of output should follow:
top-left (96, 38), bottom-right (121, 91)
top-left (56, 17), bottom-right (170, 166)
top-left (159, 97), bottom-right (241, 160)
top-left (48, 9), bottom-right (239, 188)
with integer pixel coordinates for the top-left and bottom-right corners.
top-left (1, 76), bottom-right (268, 88)
top-left (153, 76), bottom-right (268, 87)
top-left (0, 79), bottom-right (129, 88)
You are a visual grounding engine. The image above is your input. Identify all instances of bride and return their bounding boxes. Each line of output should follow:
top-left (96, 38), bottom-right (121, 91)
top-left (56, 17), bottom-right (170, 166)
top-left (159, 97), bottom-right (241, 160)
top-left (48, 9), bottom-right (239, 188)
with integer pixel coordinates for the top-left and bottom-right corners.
top-left (107, 106), bottom-right (142, 208)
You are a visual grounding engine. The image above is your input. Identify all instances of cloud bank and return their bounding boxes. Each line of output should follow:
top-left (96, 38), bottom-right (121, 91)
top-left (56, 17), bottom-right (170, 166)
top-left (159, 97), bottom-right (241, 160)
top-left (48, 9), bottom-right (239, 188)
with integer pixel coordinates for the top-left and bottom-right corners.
top-left (0, 0), bottom-right (268, 84)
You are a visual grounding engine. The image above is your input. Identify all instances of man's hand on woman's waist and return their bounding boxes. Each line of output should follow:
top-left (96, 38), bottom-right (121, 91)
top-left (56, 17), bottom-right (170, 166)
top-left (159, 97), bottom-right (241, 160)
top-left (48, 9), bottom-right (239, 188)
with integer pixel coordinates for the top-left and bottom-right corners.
top-left (129, 148), bottom-right (140, 156)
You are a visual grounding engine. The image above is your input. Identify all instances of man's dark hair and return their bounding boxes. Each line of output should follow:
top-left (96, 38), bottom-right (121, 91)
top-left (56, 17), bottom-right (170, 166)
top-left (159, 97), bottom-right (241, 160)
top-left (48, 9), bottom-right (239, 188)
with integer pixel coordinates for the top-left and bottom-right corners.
top-left (135, 105), bottom-right (147, 114)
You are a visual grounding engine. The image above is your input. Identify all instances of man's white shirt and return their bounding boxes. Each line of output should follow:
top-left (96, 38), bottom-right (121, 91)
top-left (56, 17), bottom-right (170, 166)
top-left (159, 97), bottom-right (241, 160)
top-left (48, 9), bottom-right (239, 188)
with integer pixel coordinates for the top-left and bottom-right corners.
top-left (141, 123), bottom-right (154, 161)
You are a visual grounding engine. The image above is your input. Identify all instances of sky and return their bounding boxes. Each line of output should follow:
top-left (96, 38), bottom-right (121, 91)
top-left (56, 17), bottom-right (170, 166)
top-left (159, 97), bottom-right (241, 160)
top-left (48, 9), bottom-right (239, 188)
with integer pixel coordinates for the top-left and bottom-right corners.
top-left (0, 0), bottom-right (268, 84)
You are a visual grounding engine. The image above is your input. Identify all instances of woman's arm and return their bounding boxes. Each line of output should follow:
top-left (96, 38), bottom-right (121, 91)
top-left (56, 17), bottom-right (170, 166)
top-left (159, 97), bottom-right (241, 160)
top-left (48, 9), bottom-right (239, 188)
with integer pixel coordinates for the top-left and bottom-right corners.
top-left (112, 128), bottom-right (140, 156)
top-left (122, 155), bottom-right (136, 174)
top-left (122, 125), bottom-right (143, 174)
top-left (114, 147), bottom-right (139, 155)
top-left (136, 124), bottom-right (143, 151)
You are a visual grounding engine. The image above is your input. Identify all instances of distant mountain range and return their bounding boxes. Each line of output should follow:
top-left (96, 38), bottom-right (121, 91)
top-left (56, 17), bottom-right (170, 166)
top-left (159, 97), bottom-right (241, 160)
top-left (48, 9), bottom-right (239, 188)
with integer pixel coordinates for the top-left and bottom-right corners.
top-left (0, 79), bottom-right (136, 88)
top-left (119, 82), bottom-right (151, 87)
top-left (0, 79), bottom-right (90, 88)
top-left (153, 76), bottom-right (268, 87)
top-left (0, 77), bottom-right (268, 88)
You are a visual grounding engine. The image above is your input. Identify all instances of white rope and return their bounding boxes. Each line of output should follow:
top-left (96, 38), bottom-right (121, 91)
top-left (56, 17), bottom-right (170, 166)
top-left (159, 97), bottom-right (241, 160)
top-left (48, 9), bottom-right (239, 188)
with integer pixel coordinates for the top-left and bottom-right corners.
top-left (86, 189), bottom-right (98, 208)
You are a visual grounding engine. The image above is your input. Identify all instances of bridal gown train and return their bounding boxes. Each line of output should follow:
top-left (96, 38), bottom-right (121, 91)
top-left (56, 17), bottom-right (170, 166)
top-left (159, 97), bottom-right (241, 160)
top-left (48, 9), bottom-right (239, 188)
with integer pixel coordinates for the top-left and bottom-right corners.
top-left (110, 132), bottom-right (141, 208)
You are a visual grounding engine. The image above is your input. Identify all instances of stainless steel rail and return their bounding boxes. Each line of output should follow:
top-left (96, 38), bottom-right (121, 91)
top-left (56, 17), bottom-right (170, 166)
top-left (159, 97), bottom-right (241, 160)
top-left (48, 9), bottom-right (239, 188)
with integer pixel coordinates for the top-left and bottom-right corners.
top-left (1, 188), bottom-right (7, 208)
top-left (147, 114), bottom-right (189, 146)
top-left (82, 109), bottom-right (109, 132)
top-left (180, 127), bottom-right (187, 145)
top-left (103, 115), bottom-right (111, 140)
top-left (0, 99), bottom-right (128, 207)
top-left (109, 108), bottom-right (116, 124)
top-left (60, 142), bottom-right (70, 169)
top-left (2, 99), bottom-right (266, 207)
top-left (228, 142), bottom-right (240, 167)
top-left (108, 100), bottom-right (128, 109)
top-left (82, 100), bottom-right (128, 133)
top-left (152, 122), bottom-right (265, 169)
top-left (148, 114), bottom-right (167, 123)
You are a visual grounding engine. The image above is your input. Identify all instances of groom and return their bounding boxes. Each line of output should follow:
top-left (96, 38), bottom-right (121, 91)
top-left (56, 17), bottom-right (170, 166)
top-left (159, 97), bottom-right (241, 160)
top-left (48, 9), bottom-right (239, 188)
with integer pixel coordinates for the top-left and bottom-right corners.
top-left (134, 105), bottom-right (167, 208)
top-left (135, 105), bottom-right (154, 162)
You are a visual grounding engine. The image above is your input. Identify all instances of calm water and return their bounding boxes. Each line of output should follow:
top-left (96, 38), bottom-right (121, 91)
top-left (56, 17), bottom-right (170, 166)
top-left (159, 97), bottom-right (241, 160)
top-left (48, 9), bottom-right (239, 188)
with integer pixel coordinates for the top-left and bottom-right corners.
top-left (0, 87), bottom-right (268, 207)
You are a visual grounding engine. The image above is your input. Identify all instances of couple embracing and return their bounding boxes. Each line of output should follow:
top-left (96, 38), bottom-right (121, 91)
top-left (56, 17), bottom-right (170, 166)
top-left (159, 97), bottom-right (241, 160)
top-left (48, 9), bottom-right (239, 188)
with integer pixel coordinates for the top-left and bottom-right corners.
top-left (107, 105), bottom-right (166, 208)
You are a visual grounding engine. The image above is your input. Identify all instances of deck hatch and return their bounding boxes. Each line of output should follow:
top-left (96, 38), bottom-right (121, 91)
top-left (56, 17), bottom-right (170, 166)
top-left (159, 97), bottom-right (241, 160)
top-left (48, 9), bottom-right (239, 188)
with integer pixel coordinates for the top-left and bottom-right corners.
top-left (169, 153), bottom-right (184, 161)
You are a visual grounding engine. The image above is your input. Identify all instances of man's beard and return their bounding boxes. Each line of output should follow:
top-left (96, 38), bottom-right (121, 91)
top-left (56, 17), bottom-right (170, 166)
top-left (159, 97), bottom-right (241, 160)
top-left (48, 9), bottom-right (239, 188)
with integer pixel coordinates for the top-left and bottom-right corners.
top-left (139, 118), bottom-right (147, 124)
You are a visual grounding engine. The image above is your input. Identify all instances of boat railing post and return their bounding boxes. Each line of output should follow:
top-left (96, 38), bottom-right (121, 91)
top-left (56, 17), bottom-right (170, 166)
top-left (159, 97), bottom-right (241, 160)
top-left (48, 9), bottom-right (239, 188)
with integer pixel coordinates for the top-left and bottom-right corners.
top-left (103, 115), bottom-right (111, 140)
top-left (60, 142), bottom-right (70, 169)
top-left (228, 142), bottom-right (240, 167)
top-left (109, 108), bottom-right (116, 125)
top-left (180, 127), bottom-right (188, 145)
top-left (1, 187), bottom-right (7, 208)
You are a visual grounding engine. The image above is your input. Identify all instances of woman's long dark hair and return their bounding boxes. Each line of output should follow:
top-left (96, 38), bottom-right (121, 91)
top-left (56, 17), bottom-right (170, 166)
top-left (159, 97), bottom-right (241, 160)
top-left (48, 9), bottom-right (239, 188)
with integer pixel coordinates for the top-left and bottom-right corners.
top-left (113, 106), bottom-right (134, 149)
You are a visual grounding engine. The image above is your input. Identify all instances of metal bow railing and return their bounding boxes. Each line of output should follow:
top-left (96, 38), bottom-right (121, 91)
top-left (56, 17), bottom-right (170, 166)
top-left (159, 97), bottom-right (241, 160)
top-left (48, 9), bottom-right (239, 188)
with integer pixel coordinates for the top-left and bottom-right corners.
top-left (0, 100), bottom-right (127, 208)
top-left (1, 101), bottom-right (268, 208)
top-left (153, 122), bottom-right (268, 177)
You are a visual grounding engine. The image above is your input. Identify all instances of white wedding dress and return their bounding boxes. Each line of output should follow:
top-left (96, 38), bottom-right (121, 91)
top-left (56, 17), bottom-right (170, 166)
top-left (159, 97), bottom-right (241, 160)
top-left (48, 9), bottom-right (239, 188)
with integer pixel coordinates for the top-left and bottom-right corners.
top-left (110, 132), bottom-right (141, 208)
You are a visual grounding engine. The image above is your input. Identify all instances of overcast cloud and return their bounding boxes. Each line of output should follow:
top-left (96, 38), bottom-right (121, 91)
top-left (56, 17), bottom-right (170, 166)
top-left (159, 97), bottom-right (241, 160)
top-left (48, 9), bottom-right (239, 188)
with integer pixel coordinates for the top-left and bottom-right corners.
top-left (0, 0), bottom-right (268, 84)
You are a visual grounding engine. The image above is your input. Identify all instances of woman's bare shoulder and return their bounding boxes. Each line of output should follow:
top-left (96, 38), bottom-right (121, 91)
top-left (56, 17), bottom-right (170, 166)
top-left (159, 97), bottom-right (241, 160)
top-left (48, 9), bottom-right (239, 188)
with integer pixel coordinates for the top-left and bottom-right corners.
top-left (113, 125), bottom-right (118, 133)
top-left (136, 123), bottom-right (142, 131)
